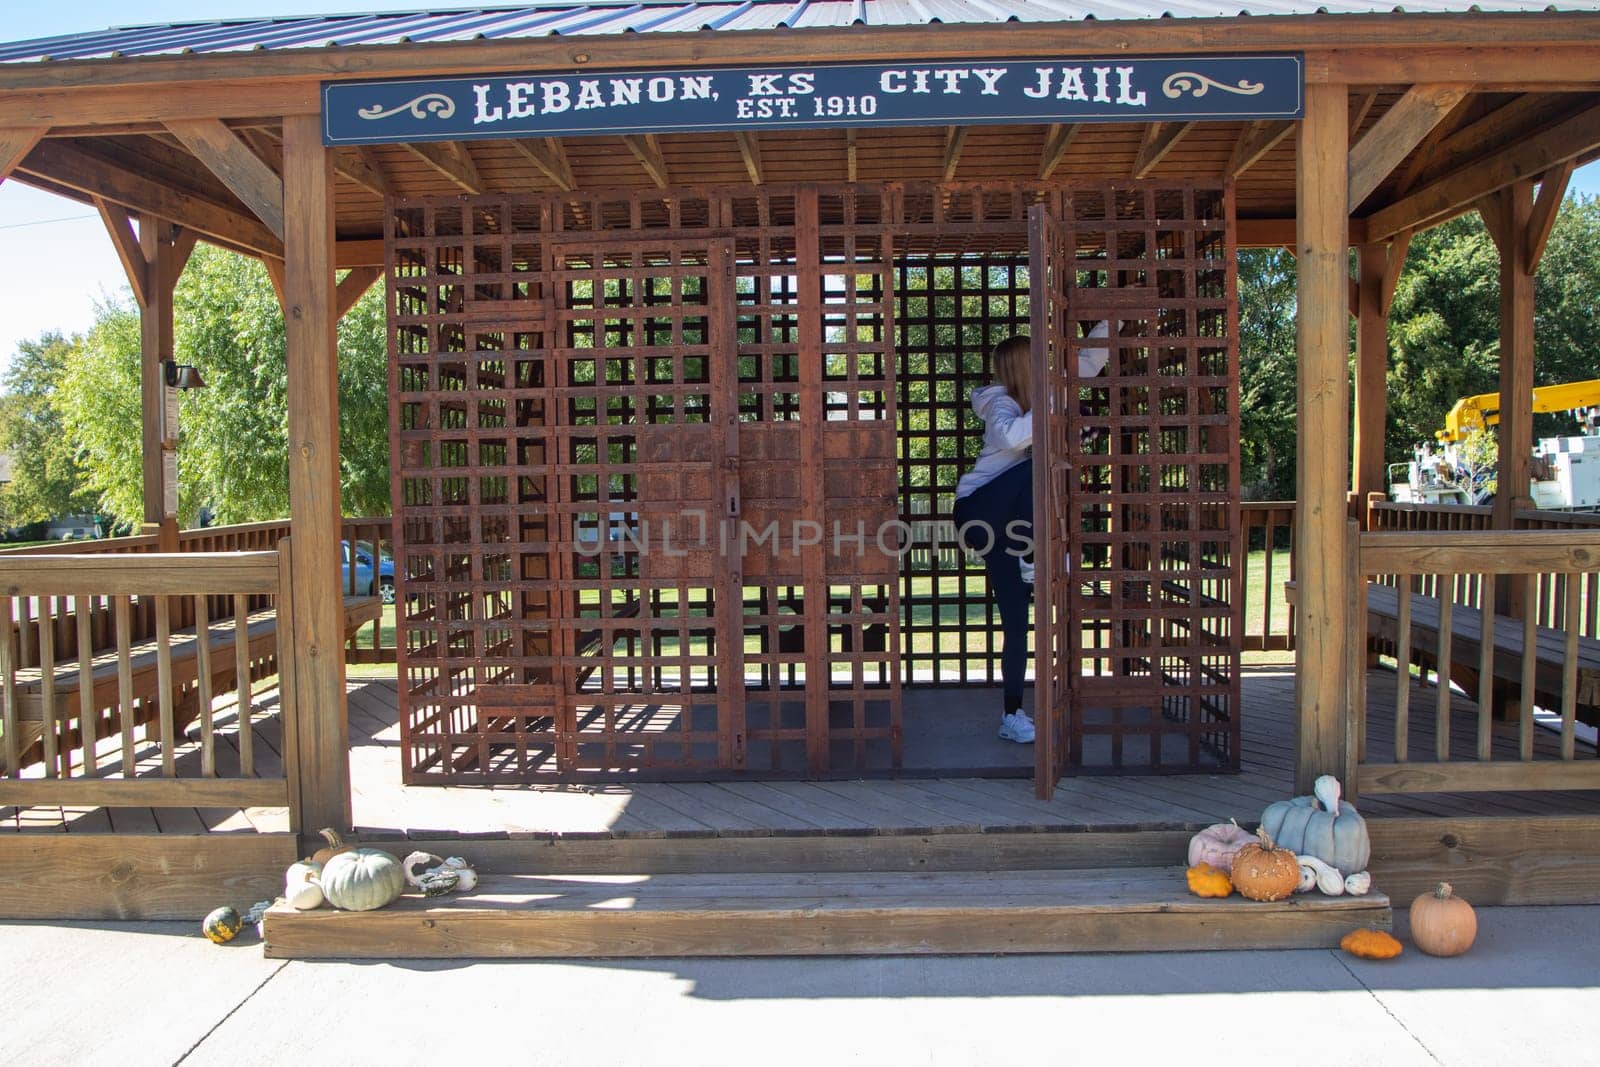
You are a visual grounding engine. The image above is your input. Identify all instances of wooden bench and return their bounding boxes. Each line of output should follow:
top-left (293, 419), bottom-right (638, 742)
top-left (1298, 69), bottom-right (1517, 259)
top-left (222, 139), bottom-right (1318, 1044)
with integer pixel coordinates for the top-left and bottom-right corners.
top-left (2, 596), bottom-right (382, 773)
top-left (1288, 580), bottom-right (1600, 724)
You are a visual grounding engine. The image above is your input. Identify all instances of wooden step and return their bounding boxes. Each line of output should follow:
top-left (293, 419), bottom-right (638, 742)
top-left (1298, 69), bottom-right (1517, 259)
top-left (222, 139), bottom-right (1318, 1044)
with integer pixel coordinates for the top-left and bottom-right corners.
top-left (262, 867), bottom-right (1392, 959)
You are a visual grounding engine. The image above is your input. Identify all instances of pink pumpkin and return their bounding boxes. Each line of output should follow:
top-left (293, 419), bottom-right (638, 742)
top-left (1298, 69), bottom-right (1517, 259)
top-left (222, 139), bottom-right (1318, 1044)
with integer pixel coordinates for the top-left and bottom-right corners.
top-left (1187, 820), bottom-right (1258, 872)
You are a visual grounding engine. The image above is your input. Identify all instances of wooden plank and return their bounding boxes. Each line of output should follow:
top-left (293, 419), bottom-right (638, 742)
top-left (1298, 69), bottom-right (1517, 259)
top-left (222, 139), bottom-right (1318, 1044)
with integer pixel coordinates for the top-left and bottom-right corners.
top-left (165, 117), bottom-right (286, 240)
top-left (1524, 157), bottom-right (1574, 269)
top-left (0, 833), bottom-right (296, 920)
top-left (1038, 123), bottom-right (1077, 180)
top-left (734, 131), bottom-right (764, 185)
top-left (1366, 100), bottom-right (1600, 242)
top-left (622, 134), bottom-right (669, 188)
top-left (115, 595), bottom-right (134, 775)
top-left (1368, 814), bottom-right (1600, 905)
top-left (1359, 531), bottom-right (1600, 575)
top-left (76, 597), bottom-right (96, 776)
top-left (941, 126), bottom-right (967, 182)
top-left (338, 145), bottom-right (393, 198)
top-left (1520, 574), bottom-right (1537, 761)
top-left (1294, 82), bottom-right (1351, 793)
top-left (94, 198), bottom-right (151, 308)
top-left (1361, 760), bottom-right (1600, 794)
top-left (154, 595), bottom-right (175, 777)
top-left (335, 266), bottom-right (382, 319)
top-left (1563, 579), bottom-right (1580, 759)
top-left (403, 140), bottom-right (485, 195)
top-left (262, 867), bottom-right (1390, 959)
top-left (0, 126), bottom-right (44, 183)
top-left (283, 117), bottom-right (351, 833)
top-left (0, 598), bottom-right (16, 776)
top-left (1131, 121), bottom-right (1195, 179)
top-left (1477, 576), bottom-right (1495, 762)
top-left (0, 777), bottom-right (289, 808)
top-left (845, 128), bottom-right (857, 182)
top-left (0, 552), bottom-right (279, 597)
top-left (1351, 243), bottom-right (1389, 503)
top-left (1348, 83), bottom-right (1471, 207)
top-left (1227, 119), bottom-right (1293, 178)
top-left (37, 598), bottom-right (57, 776)
top-left (139, 220), bottom-right (174, 538)
top-left (195, 595), bottom-right (214, 777)
top-left (1493, 180), bottom-right (1538, 565)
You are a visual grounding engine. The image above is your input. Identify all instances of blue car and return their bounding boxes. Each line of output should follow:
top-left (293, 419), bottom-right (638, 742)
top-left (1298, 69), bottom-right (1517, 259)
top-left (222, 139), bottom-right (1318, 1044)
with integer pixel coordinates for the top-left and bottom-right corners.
top-left (341, 540), bottom-right (396, 604)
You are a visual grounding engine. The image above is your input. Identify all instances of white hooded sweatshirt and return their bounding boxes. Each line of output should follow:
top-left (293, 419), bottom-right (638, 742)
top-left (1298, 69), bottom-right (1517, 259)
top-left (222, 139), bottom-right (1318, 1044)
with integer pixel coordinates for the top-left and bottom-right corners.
top-left (953, 322), bottom-right (1112, 501)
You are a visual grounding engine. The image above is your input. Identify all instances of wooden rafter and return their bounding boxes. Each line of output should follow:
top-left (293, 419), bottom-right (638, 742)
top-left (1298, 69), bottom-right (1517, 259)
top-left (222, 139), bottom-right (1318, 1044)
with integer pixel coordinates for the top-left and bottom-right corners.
top-left (1366, 100), bottom-right (1600, 241)
top-left (509, 137), bottom-right (575, 192)
top-left (1132, 122), bottom-right (1195, 179)
top-left (1038, 124), bottom-right (1078, 181)
top-left (94, 197), bottom-right (151, 308)
top-left (845, 128), bottom-right (858, 182)
top-left (623, 134), bottom-right (670, 188)
top-left (238, 127), bottom-right (284, 176)
top-left (406, 140), bottom-right (485, 195)
top-left (165, 118), bottom-right (287, 240)
top-left (1348, 91), bottom-right (1379, 144)
top-left (942, 126), bottom-right (967, 182)
top-left (0, 126), bottom-right (45, 184)
top-left (734, 131), bottom-right (764, 186)
top-left (1347, 84), bottom-right (1471, 208)
top-left (1226, 120), bottom-right (1294, 178)
top-left (339, 145), bottom-right (394, 198)
top-left (1524, 158), bottom-right (1575, 269)
top-left (336, 266), bottom-right (383, 319)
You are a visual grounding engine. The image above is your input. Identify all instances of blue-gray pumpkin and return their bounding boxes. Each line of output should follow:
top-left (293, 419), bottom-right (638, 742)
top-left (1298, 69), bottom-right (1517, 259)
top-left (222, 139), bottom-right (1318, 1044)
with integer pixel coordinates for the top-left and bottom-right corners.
top-left (1260, 775), bottom-right (1370, 876)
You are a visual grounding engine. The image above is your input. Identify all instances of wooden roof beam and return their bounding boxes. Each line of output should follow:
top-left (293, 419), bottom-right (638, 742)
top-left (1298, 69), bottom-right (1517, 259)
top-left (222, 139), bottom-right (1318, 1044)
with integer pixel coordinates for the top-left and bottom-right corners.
top-left (1348, 91), bottom-right (1379, 144)
top-left (623, 134), bottom-right (670, 188)
top-left (93, 197), bottom-right (151, 308)
top-left (1524, 158), bottom-right (1575, 269)
top-left (1347, 84), bottom-right (1471, 209)
top-left (1227, 120), bottom-right (1293, 178)
top-left (845, 128), bottom-right (858, 182)
top-left (509, 137), bottom-right (575, 192)
top-left (336, 266), bottom-right (383, 320)
top-left (406, 140), bottom-right (485, 195)
top-left (942, 126), bottom-right (967, 182)
top-left (0, 126), bottom-right (45, 185)
top-left (1038, 123), bottom-right (1078, 181)
top-left (336, 146), bottom-right (393, 199)
top-left (165, 117), bottom-right (286, 240)
top-left (1382, 230), bottom-right (1414, 316)
top-left (1132, 121), bottom-right (1194, 179)
top-left (1365, 99), bottom-right (1600, 242)
top-left (734, 131), bottom-right (764, 186)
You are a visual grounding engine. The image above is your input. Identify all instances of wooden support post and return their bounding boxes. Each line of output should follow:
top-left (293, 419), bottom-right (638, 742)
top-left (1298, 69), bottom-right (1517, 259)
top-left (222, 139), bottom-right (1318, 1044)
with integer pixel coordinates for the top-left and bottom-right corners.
top-left (1295, 83), bottom-right (1352, 793)
top-left (1352, 243), bottom-right (1389, 514)
top-left (282, 115), bottom-right (351, 834)
top-left (138, 220), bottom-right (180, 552)
top-left (1491, 180), bottom-right (1537, 617)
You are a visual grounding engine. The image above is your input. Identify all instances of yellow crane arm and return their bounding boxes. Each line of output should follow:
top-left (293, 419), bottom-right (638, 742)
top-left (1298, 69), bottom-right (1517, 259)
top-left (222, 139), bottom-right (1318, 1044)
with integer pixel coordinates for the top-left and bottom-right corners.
top-left (1436, 379), bottom-right (1600, 443)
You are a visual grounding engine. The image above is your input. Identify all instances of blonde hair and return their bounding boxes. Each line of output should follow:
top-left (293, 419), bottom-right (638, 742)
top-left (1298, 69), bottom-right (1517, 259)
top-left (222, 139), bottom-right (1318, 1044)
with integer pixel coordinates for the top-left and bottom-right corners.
top-left (991, 335), bottom-right (1033, 414)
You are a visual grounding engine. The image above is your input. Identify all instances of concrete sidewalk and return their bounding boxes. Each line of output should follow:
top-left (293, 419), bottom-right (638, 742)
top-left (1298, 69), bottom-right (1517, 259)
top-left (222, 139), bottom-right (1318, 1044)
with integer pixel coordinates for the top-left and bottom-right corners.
top-left (3, 906), bottom-right (1596, 1066)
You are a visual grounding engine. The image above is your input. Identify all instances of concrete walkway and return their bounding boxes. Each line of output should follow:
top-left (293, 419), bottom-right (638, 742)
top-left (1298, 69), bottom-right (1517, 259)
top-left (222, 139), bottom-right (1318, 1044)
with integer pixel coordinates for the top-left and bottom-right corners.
top-left (3, 907), bottom-right (1596, 1065)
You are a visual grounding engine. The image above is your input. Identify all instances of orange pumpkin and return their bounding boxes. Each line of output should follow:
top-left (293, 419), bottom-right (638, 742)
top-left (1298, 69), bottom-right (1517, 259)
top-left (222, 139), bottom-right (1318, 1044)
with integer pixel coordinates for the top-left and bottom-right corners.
top-left (1230, 827), bottom-right (1302, 902)
top-left (1409, 882), bottom-right (1477, 957)
top-left (1341, 928), bottom-right (1403, 960)
top-left (1186, 863), bottom-right (1234, 898)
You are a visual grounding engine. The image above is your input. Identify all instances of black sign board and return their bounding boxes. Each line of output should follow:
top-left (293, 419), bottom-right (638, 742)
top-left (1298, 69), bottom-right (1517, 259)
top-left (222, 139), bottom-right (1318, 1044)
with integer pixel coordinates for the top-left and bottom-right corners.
top-left (322, 54), bottom-right (1302, 145)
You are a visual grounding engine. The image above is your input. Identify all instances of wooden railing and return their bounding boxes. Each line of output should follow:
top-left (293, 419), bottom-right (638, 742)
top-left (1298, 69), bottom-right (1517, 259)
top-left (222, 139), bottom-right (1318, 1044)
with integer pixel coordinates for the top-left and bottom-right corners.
top-left (1242, 501), bottom-right (1296, 652)
top-left (1348, 521), bottom-right (1600, 799)
top-left (0, 547), bottom-right (299, 825)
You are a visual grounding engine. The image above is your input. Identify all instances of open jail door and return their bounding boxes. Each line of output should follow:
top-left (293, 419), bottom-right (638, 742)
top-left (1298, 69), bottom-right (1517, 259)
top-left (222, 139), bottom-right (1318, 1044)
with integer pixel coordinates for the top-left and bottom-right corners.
top-left (1031, 184), bottom-right (1245, 801)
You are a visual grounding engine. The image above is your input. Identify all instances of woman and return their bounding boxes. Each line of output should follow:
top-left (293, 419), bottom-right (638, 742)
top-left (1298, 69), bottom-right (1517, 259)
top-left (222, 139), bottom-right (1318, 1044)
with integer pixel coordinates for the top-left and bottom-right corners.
top-left (952, 325), bottom-right (1111, 744)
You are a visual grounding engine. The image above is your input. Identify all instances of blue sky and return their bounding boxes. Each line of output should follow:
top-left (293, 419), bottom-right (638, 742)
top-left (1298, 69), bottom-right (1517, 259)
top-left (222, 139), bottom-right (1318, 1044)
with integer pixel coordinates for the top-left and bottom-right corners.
top-left (1, 2), bottom-right (1596, 374)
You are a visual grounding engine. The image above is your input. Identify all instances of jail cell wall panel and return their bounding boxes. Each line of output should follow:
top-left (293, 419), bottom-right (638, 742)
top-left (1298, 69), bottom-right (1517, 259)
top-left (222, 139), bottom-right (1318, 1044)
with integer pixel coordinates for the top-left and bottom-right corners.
top-left (1058, 182), bottom-right (1243, 774)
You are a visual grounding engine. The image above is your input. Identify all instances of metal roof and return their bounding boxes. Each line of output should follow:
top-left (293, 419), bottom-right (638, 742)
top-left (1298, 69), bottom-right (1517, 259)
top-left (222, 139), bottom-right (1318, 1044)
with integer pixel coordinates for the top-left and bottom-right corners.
top-left (1, 1), bottom-right (1598, 63)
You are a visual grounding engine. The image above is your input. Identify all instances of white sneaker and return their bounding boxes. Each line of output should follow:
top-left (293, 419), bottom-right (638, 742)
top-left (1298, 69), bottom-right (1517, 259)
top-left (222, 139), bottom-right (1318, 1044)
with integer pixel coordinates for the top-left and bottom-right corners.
top-left (998, 711), bottom-right (1036, 744)
top-left (1018, 559), bottom-right (1036, 585)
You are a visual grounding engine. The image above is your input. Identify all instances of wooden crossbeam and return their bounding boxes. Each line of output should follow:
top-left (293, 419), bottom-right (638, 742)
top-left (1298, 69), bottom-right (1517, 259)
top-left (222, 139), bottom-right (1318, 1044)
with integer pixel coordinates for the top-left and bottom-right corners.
top-left (942, 126), bottom-right (967, 182)
top-left (1366, 101), bottom-right (1600, 242)
top-left (1524, 158), bottom-right (1575, 269)
top-left (1038, 124), bottom-right (1078, 181)
top-left (1132, 122), bottom-right (1194, 179)
top-left (1383, 230), bottom-right (1413, 316)
top-left (1227, 120), bottom-right (1294, 178)
top-left (623, 134), bottom-right (670, 188)
top-left (734, 131), bottom-right (764, 186)
top-left (336, 266), bottom-right (383, 319)
top-left (509, 137), bottom-right (575, 192)
top-left (846, 128), bottom-right (858, 182)
top-left (0, 126), bottom-right (45, 184)
top-left (165, 118), bottom-right (287, 240)
top-left (1348, 84), bottom-right (1471, 208)
top-left (94, 198), bottom-right (151, 309)
top-left (406, 140), bottom-right (485, 195)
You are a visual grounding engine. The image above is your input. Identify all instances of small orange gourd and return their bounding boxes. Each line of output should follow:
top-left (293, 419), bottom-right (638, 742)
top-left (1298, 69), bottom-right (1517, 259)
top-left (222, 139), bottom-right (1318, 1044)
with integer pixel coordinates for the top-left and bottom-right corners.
top-left (1230, 827), bottom-right (1302, 902)
top-left (1186, 863), bottom-right (1234, 898)
top-left (1409, 882), bottom-right (1478, 957)
top-left (1341, 928), bottom-right (1403, 960)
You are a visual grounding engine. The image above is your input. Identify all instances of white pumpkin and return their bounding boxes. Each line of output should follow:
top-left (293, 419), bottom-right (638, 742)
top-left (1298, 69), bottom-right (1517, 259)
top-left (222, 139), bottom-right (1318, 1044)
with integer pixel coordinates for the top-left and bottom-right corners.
top-left (1260, 775), bottom-right (1371, 876)
top-left (1344, 871), bottom-right (1373, 896)
top-left (284, 859), bottom-right (325, 911)
top-left (1297, 854), bottom-right (1346, 895)
top-left (1187, 820), bottom-right (1258, 873)
top-left (320, 846), bottom-right (405, 911)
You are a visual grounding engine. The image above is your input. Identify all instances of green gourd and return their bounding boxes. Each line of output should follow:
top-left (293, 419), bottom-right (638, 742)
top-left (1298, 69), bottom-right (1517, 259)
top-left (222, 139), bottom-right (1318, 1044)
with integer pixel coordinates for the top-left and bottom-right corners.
top-left (319, 844), bottom-right (405, 911)
top-left (1260, 774), bottom-right (1370, 876)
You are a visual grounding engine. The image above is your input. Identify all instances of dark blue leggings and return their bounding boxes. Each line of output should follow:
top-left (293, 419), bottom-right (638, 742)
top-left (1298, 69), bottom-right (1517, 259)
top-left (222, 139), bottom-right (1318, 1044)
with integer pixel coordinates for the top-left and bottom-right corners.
top-left (952, 458), bottom-right (1033, 715)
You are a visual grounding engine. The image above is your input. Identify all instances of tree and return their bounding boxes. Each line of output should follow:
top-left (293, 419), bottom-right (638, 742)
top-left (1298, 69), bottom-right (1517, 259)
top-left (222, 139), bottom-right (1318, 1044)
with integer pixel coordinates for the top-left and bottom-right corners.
top-left (58, 245), bottom-right (391, 528)
top-left (0, 332), bottom-right (101, 527)
top-left (1236, 247), bottom-right (1299, 500)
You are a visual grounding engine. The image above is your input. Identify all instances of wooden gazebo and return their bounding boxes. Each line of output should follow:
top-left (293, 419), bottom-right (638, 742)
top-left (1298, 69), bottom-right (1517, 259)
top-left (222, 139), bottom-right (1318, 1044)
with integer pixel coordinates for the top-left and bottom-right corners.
top-left (2, 2), bottom-right (1599, 946)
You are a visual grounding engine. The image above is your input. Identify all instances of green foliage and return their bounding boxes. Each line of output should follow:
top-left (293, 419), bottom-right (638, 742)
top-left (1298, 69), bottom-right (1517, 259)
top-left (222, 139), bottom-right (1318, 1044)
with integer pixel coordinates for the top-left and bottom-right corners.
top-left (53, 245), bottom-right (391, 528)
top-left (0, 332), bottom-right (102, 526)
top-left (1236, 247), bottom-right (1299, 499)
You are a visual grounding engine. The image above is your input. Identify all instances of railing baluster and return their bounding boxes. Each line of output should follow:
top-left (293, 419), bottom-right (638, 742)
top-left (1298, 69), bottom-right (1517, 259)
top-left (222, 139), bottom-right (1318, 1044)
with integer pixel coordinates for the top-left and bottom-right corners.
top-left (1, 597), bottom-right (17, 776)
top-left (196, 595), bottom-right (215, 777)
top-left (1477, 571), bottom-right (1494, 762)
top-left (1395, 581), bottom-right (1411, 762)
top-left (235, 594), bottom-right (253, 777)
top-left (1563, 574), bottom-right (1580, 761)
top-left (1436, 572), bottom-right (1454, 763)
top-left (1520, 574), bottom-right (1537, 762)
top-left (155, 596), bottom-right (175, 777)
top-left (77, 597), bottom-right (96, 776)
top-left (17, 596), bottom-right (33, 669)
top-left (39, 597), bottom-right (57, 777)
top-left (115, 595), bottom-right (135, 776)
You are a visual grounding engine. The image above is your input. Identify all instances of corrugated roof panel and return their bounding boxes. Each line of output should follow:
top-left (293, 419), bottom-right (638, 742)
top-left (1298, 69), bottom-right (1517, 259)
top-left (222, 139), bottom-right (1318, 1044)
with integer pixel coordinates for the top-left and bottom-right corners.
top-left (2, 1), bottom-right (1599, 64)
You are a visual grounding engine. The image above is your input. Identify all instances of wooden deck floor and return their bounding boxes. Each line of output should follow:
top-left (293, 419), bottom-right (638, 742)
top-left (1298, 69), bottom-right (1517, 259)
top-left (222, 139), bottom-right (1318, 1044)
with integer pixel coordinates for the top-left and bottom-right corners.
top-left (5, 662), bottom-right (1598, 837)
